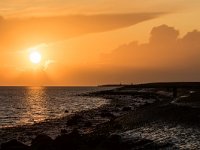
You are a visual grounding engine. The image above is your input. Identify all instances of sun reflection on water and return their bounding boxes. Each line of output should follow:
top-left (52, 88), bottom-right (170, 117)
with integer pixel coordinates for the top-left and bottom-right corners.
top-left (0, 86), bottom-right (109, 128)
top-left (18, 87), bottom-right (48, 125)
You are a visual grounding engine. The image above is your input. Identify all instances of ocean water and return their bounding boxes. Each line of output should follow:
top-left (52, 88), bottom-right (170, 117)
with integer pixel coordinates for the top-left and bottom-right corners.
top-left (0, 86), bottom-right (110, 128)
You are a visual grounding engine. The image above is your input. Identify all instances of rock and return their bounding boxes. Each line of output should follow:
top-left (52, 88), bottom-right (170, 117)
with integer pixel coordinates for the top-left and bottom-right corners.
top-left (31, 134), bottom-right (55, 150)
top-left (114, 108), bottom-right (120, 112)
top-left (54, 129), bottom-right (82, 150)
top-left (1, 139), bottom-right (30, 150)
top-left (100, 112), bottom-right (115, 118)
top-left (61, 129), bottom-right (67, 134)
top-left (65, 110), bottom-right (69, 113)
top-left (69, 129), bottom-right (81, 139)
top-left (122, 106), bottom-right (132, 111)
top-left (84, 121), bottom-right (92, 127)
top-left (112, 123), bottom-right (123, 130)
top-left (99, 134), bottom-right (124, 150)
top-left (130, 138), bottom-right (154, 149)
top-left (156, 142), bottom-right (174, 148)
top-left (107, 134), bottom-right (122, 144)
top-left (86, 134), bottom-right (108, 147)
top-left (115, 104), bottom-right (121, 107)
top-left (66, 115), bottom-right (83, 126)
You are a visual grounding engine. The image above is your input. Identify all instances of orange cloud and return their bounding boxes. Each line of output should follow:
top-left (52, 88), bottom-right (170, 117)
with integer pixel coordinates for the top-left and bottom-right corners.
top-left (101, 25), bottom-right (200, 68)
top-left (84, 24), bottom-right (199, 84)
top-left (0, 13), bottom-right (161, 51)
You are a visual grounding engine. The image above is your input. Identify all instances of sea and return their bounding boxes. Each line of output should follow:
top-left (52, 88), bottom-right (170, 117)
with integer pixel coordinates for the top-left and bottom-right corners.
top-left (0, 86), bottom-right (111, 128)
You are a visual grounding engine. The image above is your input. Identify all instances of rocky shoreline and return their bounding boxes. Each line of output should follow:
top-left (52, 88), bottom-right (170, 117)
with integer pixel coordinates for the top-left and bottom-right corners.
top-left (1, 86), bottom-right (200, 149)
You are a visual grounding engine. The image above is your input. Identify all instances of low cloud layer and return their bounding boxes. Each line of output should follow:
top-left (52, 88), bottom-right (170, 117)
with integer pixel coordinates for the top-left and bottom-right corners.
top-left (30, 24), bottom-right (200, 85)
top-left (103, 25), bottom-right (200, 67)
top-left (95, 24), bottom-right (200, 83)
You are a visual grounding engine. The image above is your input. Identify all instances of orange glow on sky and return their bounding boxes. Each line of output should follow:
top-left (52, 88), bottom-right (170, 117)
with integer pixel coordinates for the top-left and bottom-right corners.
top-left (0, 0), bottom-right (200, 86)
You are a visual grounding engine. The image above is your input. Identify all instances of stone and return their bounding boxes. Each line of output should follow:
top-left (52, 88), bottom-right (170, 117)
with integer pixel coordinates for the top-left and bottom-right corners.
top-left (84, 121), bottom-right (92, 127)
top-left (100, 112), bottom-right (115, 118)
top-left (122, 106), bottom-right (132, 111)
top-left (66, 115), bottom-right (83, 126)
top-left (54, 129), bottom-right (82, 150)
top-left (60, 129), bottom-right (67, 135)
top-left (31, 134), bottom-right (55, 150)
top-left (99, 134), bottom-right (124, 150)
top-left (1, 139), bottom-right (30, 150)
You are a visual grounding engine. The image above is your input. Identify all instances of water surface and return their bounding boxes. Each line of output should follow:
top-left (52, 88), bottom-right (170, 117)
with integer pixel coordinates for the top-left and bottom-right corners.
top-left (0, 86), bottom-right (111, 128)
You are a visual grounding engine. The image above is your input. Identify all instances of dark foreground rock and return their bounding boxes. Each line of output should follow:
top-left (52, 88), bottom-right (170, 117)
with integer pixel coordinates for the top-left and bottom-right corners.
top-left (66, 114), bottom-right (83, 126)
top-left (1, 129), bottom-right (174, 150)
top-left (100, 111), bottom-right (115, 118)
top-left (122, 106), bottom-right (132, 111)
top-left (54, 129), bottom-right (82, 150)
top-left (1, 139), bottom-right (30, 150)
top-left (31, 134), bottom-right (54, 150)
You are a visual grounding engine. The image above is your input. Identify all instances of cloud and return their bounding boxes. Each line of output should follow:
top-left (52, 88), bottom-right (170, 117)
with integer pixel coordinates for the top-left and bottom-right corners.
top-left (2, 24), bottom-right (200, 85)
top-left (94, 24), bottom-right (200, 83)
top-left (5, 22), bottom-right (200, 85)
top-left (43, 59), bottom-right (55, 70)
top-left (0, 13), bottom-right (162, 51)
top-left (149, 24), bottom-right (179, 45)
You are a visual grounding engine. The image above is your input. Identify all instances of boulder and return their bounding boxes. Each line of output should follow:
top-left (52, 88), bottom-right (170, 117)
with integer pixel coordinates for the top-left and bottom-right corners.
top-left (54, 129), bottom-right (82, 150)
top-left (60, 129), bottom-right (67, 135)
top-left (1, 139), bottom-right (30, 150)
top-left (122, 107), bottom-right (132, 111)
top-left (99, 134), bottom-right (124, 150)
top-left (66, 115), bottom-right (83, 126)
top-left (130, 138), bottom-right (154, 149)
top-left (31, 134), bottom-right (55, 150)
top-left (84, 121), bottom-right (92, 127)
top-left (100, 112), bottom-right (115, 118)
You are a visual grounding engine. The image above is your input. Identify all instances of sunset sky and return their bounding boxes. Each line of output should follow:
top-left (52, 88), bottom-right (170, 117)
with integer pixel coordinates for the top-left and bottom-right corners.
top-left (0, 0), bottom-right (200, 86)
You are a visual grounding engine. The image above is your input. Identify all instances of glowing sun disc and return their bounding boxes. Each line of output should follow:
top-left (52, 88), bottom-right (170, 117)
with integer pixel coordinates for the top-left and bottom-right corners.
top-left (29, 51), bottom-right (41, 64)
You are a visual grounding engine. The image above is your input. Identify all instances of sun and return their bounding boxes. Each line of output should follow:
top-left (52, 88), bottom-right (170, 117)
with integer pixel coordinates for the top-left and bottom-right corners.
top-left (29, 51), bottom-right (42, 64)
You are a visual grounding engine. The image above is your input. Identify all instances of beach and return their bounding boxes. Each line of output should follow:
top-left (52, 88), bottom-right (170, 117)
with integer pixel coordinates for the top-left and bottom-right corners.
top-left (1, 84), bottom-right (200, 149)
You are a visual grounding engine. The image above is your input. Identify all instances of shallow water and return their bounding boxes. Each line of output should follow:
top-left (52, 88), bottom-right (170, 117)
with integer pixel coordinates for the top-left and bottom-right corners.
top-left (0, 86), bottom-right (111, 128)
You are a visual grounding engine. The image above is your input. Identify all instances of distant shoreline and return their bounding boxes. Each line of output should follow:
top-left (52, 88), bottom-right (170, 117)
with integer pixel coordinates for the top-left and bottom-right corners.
top-left (99, 82), bottom-right (200, 88)
top-left (1, 82), bottom-right (200, 88)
